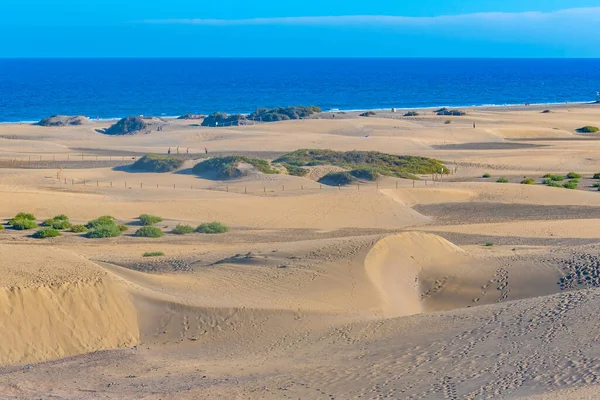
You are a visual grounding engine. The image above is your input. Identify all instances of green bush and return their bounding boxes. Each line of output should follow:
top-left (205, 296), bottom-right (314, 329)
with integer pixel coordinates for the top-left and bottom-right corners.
top-left (496, 177), bottom-right (509, 183)
top-left (349, 168), bottom-right (380, 181)
top-left (436, 108), bottom-right (466, 116)
top-left (172, 224), bottom-right (195, 235)
top-left (482, 173), bottom-right (491, 178)
top-left (118, 224), bottom-right (129, 232)
top-left (444, 120), bottom-right (452, 124)
top-left (593, 173), bottom-right (600, 179)
top-left (193, 156), bottom-right (279, 179)
top-left (139, 214), bottom-right (163, 226)
top-left (104, 116), bottom-right (148, 135)
top-left (53, 214), bottom-right (69, 221)
top-left (485, 242), bottom-right (494, 247)
top-left (404, 111), bottom-right (419, 117)
top-left (11, 219), bottom-right (38, 230)
top-left (71, 224), bottom-right (88, 233)
top-left (33, 228), bottom-right (62, 239)
top-left (86, 224), bottom-right (122, 238)
top-left (521, 178), bottom-right (535, 185)
top-left (143, 252), bottom-right (165, 257)
top-left (577, 126), bottom-right (599, 133)
top-left (282, 163), bottom-right (309, 177)
top-left (593, 182), bottom-right (600, 188)
top-left (131, 154), bottom-right (184, 173)
top-left (86, 216), bottom-right (116, 229)
top-left (0, 224), bottom-right (4, 231)
top-left (196, 222), bottom-right (229, 234)
top-left (563, 180), bottom-right (579, 190)
top-left (135, 226), bottom-right (164, 238)
top-left (42, 217), bottom-right (72, 230)
top-left (318, 171), bottom-right (356, 186)
top-left (546, 181), bottom-right (563, 188)
top-left (247, 106), bottom-right (321, 122)
top-left (566, 172), bottom-right (581, 179)
top-left (359, 111), bottom-right (376, 117)
top-left (13, 212), bottom-right (36, 221)
top-left (543, 174), bottom-right (565, 182)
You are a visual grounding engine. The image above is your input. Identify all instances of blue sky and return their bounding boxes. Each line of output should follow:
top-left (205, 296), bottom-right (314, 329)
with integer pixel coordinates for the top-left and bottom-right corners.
top-left (2, 1), bottom-right (600, 57)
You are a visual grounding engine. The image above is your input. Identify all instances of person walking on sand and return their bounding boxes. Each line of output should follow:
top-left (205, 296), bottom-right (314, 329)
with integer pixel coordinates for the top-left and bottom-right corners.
top-left (186, 147), bottom-right (189, 154)
top-left (473, 122), bottom-right (476, 129)
top-left (168, 147), bottom-right (171, 155)
top-left (205, 147), bottom-right (208, 155)
top-left (176, 146), bottom-right (180, 154)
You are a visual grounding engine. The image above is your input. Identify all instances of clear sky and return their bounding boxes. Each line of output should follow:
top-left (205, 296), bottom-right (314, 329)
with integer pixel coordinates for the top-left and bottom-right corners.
top-left (2, 1), bottom-right (600, 57)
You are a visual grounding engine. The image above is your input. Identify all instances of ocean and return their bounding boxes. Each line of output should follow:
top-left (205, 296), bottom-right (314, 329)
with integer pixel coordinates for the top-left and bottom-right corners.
top-left (0, 58), bottom-right (599, 123)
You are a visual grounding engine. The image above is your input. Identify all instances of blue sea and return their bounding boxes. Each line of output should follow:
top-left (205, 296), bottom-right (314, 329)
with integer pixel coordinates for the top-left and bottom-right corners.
top-left (1, 58), bottom-right (599, 123)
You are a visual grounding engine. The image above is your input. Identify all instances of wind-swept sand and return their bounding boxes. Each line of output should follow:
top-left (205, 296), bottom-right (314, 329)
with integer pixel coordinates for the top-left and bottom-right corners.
top-left (1, 104), bottom-right (600, 398)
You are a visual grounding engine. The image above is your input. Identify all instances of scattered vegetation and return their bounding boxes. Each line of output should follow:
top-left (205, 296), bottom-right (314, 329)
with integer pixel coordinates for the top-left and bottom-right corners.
top-left (201, 112), bottom-right (246, 127)
top-left (196, 222), bottom-right (229, 234)
top-left (404, 111), bottom-right (419, 117)
top-left (248, 106), bottom-right (321, 122)
top-left (9, 215), bottom-right (37, 230)
top-left (42, 215), bottom-right (72, 230)
top-left (192, 156), bottom-right (279, 179)
top-left (172, 224), bottom-right (195, 235)
top-left (281, 163), bottom-right (309, 177)
top-left (543, 174), bottom-right (565, 182)
top-left (482, 173), bottom-right (491, 178)
top-left (444, 120), bottom-right (452, 124)
top-left (349, 168), bottom-right (380, 181)
top-left (359, 111), bottom-right (377, 117)
top-left (86, 216), bottom-right (116, 229)
top-left (104, 116), bottom-right (148, 135)
top-left (139, 214), bottom-right (163, 226)
top-left (86, 224), bottom-right (122, 238)
top-left (485, 242), bottom-right (494, 247)
top-left (36, 115), bottom-right (87, 126)
top-left (566, 172), bottom-right (582, 179)
top-left (545, 181), bottom-right (564, 188)
top-left (33, 228), bottom-right (62, 239)
top-left (131, 154), bottom-right (184, 173)
top-left (563, 180), bottom-right (579, 190)
top-left (541, 109), bottom-right (552, 114)
top-left (577, 126), bottom-right (600, 133)
top-left (496, 177), bottom-right (509, 183)
top-left (593, 182), bottom-right (600, 188)
top-left (135, 226), bottom-right (164, 238)
top-left (521, 178), bottom-right (535, 185)
top-left (143, 251), bottom-right (165, 257)
top-left (275, 149), bottom-right (446, 179)
top-left (9, 212), bottom-right (36, 224)
top-left (436, 108), bottom-right (467, 116)
top-left (177, 113), bottom-right (205, 120)
top-left (593, 173), bottom-right (600, 179)
top-left (318, 171), bottom-right (356, 186)
top-left (71, 224), bottom-right (88, 233)
top-left (0, 224), bottom-right (4, 231)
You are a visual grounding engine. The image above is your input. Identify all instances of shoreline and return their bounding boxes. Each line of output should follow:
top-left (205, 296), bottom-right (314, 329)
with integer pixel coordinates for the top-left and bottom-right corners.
top-left (1, 100), bottom-right (598, 125)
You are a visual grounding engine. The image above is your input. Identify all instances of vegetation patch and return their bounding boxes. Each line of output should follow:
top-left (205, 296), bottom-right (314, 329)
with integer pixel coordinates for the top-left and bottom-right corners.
top-left (10, 218), bottom-right (37, 230)
top-left (103, 116), bottom-right (148, 135)
top-left (545, 181), bottom-right (564, 188)
top-left (248, 106), bottom-right (321, 122)
top-left (33, 228), bottom-right (61, 239)
top-left (543, 174), bottom-right (565, 182)
top-left (71, 224), bottom-right (88, 233)
top-left (131, 154), bottom-right (184, 173)
top-left (86, 224), bottom-right (122, 238)
top-left (118, 224), bottom-right (129, 232)
top-left (349, 168), bottom-right (380, 181)
top-left (275, 149), bottom-right (445, 179)
top-left (436, 108), bottom-right (467, 116)
top-left (177, 113), bottom-right (204, 120)
top-left (359, 111), bottom-right (377, 117)
top-left (482, 173), bottom-right (491, 178)
top-left (36, 115), bottom-right (87, 127)
top-left (485, 242), bottom-right (494, 247)
top-left (318, 171), bottom-right (356, 186)
top-left (196, 222), bottom-right (229, 234)
top-left (0, 224), bottom-right (4, 231)
top-left (42, 215), bottom-right (72, 230)
top-left (281, 163), bottom-right (309, 177)
top-left (86, 216), bottom-right (116, 229)
top-left (172, 224), bottom-right (195, 235)
top-left (9, 212), bottom-right (36, 224)
top-left (143, 251), bottom-right (165, 257)
top-left (563, 180), bottom-right (579, 190)
top-left (566, 172), bottom-right (582, 179)
top-left (192, 156), bottom-right (279, 179)
top-left (496, 177), bottom-right (509, 183)
top-left (404, 111), bottom-right (419, 116)
top-left (541, 110), bottom-right (552, 114)
top-left (593, 173), bottom-right (600, 180)
top-left (577, 126), bottom-right (599, 133)
top-left (135, 226), bottom-right (164, 238)
top-left (139, 214), bottom-right (163, 226)
top-left (521, 178), bottom-right (535, 185)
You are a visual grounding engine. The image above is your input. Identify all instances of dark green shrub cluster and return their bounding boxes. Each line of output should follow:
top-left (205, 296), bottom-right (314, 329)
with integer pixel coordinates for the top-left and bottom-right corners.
top-left (593, 173), bottom-right (600, 179)
top-left (275, 149), bottom-right (445, 178)
top-left (541, 110), bottom-right (552, 114)
top-left (86, 216), bottom-right (116, 229)
top-left (42, 215), bottom-right (72, 230)
top-left (566, 172), bottom-right (581, 179)
top-left (482, 173), bottom-right (491, 178)
top-left (193, 156), bottom-right (279, 179)
top-left (349, 168), bottom-right (380, 181)
top-left (143, 251), bottom-right (165, 257)
top-left (359, 111), bottom-right (376, 117)
top-left (131, 154), bottom-right (184, 173)
top-left (104, 116), bottom-right (148, 135)
top-left (436, 108), bottom-right (466, 116)
top-left (404, 111), bottom-right (419, 117)
top-left (139, 214), bottom-right (163, 226)
top-left (521, 178), bottom-right (535, 185)
top-left (135, 226), bottom-right (164, 238)
top-left (201, 112), bottom-right (247, 127)
top-left (496, 177), bottom-right (509, 183)
top-left (33, 228), bottom-right (61, 239)
top-left (85, 216), bottom-right (121, 238)
top-left (593, 182), bottom-right (600, 188)
top-left (172, 224), bottom-right (195, 235)
top-left (577, 126), bottom-right (599, 133)
top-left (543, 174), bottom-right (565, 182)
top-left (196, 222), bottom-right (229, 234)
top-left (318, 171), bottom-right (356, 186)
top-left (0, 224), bottom-right (5, 231)
top-left (71, 224), bottom-right (88, 233)
top-left (444, 120), bottom-right (452, 124)
top-left (282, 163), bottom-right (309, 177)
top-left (546, 181), bottom-right (563, 188)
top-left (248, 106), bottom-right (321, 122)
top-left (8, 212), bottom-right (37, 230)
top-left (563, 180), bottom-right (579, 190)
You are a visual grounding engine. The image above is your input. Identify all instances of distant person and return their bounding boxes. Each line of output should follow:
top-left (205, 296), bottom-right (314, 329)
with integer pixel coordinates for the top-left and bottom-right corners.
top-left (186, 147), bottom-right (189, 154)
top-left (473, 122), bottom-right (476, 129)
top-left (176, 146), bottom-right (180, 154)
top-left (205, 147), bottom-right (208, 155)
top-left (168, 147), bottom-right (171, 155)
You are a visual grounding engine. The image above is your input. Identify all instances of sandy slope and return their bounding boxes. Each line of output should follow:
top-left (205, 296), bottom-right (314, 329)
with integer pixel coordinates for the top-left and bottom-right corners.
top-left (1, 105), bottom-right (600, 398)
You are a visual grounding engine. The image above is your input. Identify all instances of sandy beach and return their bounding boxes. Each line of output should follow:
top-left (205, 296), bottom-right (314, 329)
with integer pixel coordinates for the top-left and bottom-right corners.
top-left (1, 104), bottom-right (600, 399)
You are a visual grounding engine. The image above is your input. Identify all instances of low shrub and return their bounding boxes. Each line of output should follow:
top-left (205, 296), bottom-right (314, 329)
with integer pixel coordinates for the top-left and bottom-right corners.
top-left (318, 171), bottom-right (356, 186)
top-left (444, 120), bottom-right (452, 124)
top-left (42, 217), bottom-right (72, 230)
top-left (485, 242), bottom-right (494, 247)
top-left (577, 126), bottom-right (599, 133)
top-left (563, 180), bottom-right (579, 190)
top-left (139, 214), bottom-right (163, 226)
top-left (282, 163), bottom-right (309, 177)
top-left (135, 226), bottom-right (164, 238)
top-left (359, 111), bottom-right (376, 117)
top-left (546, 181), bottom-right (563, 188)
top-left (541, 109), bottom-right (552, 113)
top-left (196, 222), bottom-right (229, 234)
top-left (131, 154), bottom-right (184, 173)
top-left (496, 177), bottom-right (509, 183)
top-left (543, 174), bottom-right (565, 182)
top-left (33, 228), bottom-right (61, 238)
top-left (593, 182), bottom-right (600, 188)
top-left (349, 168), bottom-right (380, 181)
top-left (172, 224), bottom-right (195, 235)
top-left (53, 214), bottom-right (69, 220)
top-left (521, 178), bottom-right (535, 185)
top-left (436, 108), bottom-right (466, 116)
top-left (0, 224), bottom-right (4, 231)
top-left (566, 172), bottom-right (581, 179)
top-left (143, 251), bottom-right (165, 257)
top-left (11, 219), bottom-right (37, 230)
top-left (86, 216), bottom-right (116, 229)
top-left (86, 224), bottom-right (121, 238)
top-left (71, 224), bottom-right (88, 233)
top-left (118, 224), bottom-right (129, 232)
top-left (593, 172), bottom-right (600, 179)
top-left (482, 173), bottom-right (491, 178)
top-left (404, 111), bottom-right (419, 117)
top-left (12, 212), bottom-right (36, 221)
